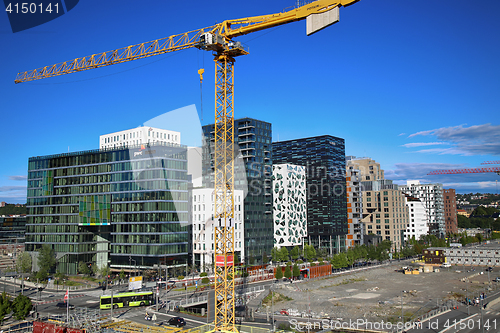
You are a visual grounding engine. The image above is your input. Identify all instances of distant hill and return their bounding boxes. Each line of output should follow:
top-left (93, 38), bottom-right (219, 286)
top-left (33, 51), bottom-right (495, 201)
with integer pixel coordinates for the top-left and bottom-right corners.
top-left (0, 204), bottom-right (27, 216)
top-left (457, 193), bottom-right (500, 207)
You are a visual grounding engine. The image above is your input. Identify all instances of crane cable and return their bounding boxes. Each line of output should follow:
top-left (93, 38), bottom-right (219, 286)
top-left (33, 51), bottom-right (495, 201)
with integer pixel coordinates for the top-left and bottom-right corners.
top-left (198, 68), bottom-right (204, 121)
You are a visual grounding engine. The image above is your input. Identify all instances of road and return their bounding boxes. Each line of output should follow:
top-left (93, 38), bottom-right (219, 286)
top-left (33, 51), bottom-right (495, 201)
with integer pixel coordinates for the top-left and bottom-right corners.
top-left (404, 289), bottom-right (500, 333)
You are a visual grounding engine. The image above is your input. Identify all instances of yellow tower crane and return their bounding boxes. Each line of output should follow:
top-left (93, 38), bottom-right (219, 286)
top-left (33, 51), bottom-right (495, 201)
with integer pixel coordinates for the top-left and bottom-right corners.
top-left (15, 1), bottom-right (359, 331)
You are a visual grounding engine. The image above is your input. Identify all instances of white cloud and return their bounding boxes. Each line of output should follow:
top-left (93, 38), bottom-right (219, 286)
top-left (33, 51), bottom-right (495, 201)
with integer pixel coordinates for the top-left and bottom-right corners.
top-left (385, 162), bottom-right (500, 194)
top-left (401, 142), bottom-right (449, 148)
top-left (405, 124), bottom-right (500, 156)
top-left (0, 186), bottom-right (26, 192)
top-left (385, 162), bottom-right (463, 181)
top-left (0, 186), bottom-right (27, 204)
top-left (8, 175), bottom-right (27, 181)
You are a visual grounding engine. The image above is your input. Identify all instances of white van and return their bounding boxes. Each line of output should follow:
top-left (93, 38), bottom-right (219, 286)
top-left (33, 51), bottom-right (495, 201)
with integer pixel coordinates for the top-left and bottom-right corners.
top-left (441, 263), bottom-right (451, 268)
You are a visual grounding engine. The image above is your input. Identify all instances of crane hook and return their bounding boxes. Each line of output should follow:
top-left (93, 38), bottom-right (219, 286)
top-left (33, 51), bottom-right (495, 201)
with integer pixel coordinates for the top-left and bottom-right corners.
top-left (198, 68), bottom-right (204, 121)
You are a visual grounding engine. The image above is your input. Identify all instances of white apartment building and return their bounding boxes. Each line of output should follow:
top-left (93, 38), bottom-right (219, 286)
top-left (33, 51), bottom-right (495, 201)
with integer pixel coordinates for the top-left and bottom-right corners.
top-left (272, 164), bottom-right (307, 248)
top-left (191, 188), bottom-right (244, 271)
top-left (399, 180), bottom-right (445, 238)
top-left (99, 126), bottom-right (180, 149)
top-left (404, 196), bottom-right (428, 241)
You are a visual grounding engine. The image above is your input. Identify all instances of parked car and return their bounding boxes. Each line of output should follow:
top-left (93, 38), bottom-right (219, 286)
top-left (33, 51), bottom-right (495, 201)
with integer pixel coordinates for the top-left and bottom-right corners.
top-left (56, 302), bottom-right (75, 310)
top-left (494, 277), bottom-right (500, 282)
top-left (486, 267), bottom-right (493, 272)
top-left (168, 317), bottom-right (186, 327)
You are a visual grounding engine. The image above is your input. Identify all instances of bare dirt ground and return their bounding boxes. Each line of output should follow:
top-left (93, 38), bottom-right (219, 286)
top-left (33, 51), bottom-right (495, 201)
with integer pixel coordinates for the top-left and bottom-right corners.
top-left (261, 261), bottom-right (500, 323)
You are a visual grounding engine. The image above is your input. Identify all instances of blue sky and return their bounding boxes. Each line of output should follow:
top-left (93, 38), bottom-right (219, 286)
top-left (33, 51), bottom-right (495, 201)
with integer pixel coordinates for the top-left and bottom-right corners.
top-left (1, 0), bottom-right (500, 204)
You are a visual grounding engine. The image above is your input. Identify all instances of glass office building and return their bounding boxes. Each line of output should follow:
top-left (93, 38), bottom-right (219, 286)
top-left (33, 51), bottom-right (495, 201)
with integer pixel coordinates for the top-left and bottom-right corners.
top-left (272, 135), bottom-right (347, 253)
top-left (0, 216), bottom-right (26, 245)
top-left (26, 144), bottom-right (189, 274)
top-left (202, 118), bottom-right (273, 264)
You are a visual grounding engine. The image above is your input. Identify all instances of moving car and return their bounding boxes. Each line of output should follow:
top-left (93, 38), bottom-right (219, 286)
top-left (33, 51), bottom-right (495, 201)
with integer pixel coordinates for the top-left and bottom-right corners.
top-left (168, 317), bottom-right (186, 327)
top-left (56, 302), bottom-right (75, 310)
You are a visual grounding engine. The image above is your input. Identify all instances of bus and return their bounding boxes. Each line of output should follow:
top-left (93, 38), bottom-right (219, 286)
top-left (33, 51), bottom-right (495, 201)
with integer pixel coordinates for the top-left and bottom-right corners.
top-left (100, 291), bottom-right (154, 309)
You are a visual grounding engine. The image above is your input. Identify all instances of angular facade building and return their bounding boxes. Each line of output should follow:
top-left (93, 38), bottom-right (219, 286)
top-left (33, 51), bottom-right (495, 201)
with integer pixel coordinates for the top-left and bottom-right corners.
top-left (202, 118), bottom-right (273, 264)
top-left (399, 180), bottom-right (445, 238)
top-left (26, 144), bottom-right (189, 274)
top-left (272, 164), bottom-right (307, 248)
top-left (273, 135), bottom-right (347, 253)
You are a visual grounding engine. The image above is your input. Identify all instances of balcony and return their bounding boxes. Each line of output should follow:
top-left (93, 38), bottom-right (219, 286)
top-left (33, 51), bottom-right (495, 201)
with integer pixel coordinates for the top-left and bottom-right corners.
top-left (238, 124), bottom-right (255, 130)
top-left (238, 132), bottom-right (255, 137)
top-left (240, 147), bottom-right (256, 152)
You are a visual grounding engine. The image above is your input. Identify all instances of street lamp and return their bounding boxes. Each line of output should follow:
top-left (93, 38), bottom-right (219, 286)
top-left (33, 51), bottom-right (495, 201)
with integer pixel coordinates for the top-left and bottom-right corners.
top-left (129, 256), bottom-right (136, 277)
top-left (400, 291), bottom-right (404, 324)
top-left (271, 285), bottom-right (275, 332)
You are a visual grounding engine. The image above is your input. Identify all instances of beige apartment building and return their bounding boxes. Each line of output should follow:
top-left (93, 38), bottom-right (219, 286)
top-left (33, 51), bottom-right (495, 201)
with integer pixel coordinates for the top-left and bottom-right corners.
top-left (347, 157), bottom-right (409, 250)
top-left (361, 188), bottom-right (409, 250)
top-left (346, 156), bottom-right (384, 181)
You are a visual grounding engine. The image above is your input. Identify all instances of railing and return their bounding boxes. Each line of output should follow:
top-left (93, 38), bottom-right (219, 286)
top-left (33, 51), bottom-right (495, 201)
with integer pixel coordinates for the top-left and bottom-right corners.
top-left (167, 285), bottom-right (265, 310)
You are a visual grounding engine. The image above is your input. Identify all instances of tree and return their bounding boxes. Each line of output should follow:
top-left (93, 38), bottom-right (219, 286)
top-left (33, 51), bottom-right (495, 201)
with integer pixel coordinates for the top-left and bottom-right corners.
top-left (78, 261), bottom-right (91, 276)
top-left (35, 270), bottom-right (48, 281)
top-left (292, 264), bottom-right (300, 279)
top-left (0, 292), bottom-right (12, 324)
top-left (16, 253), bottom-right (32, 274)
top-left (12, 294), bottom-right (32, 321)
top-left (271, 247), bottom-right (280, 262)
top-left (55, 271), bottom-right (67, 286)
top-left (284, 265), bottom-right (292, 279)
top-left (290, 246), bottom-right (300, 260)
top-left (37, 245), bottom-right (56, 274)
top-left (279, 247), bottom-right (289, 262)
top-left (304, 245), bottom-right (316, 262)
top-left (275, 267), bottom-right (283, 280)
top-left (119, 269), bottom-right (126, 280)
top-left (99, 265), bottom-right (110, 279)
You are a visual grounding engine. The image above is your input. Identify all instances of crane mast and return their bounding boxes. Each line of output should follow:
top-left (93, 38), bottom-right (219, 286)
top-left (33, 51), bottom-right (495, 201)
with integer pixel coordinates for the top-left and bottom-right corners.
top-left (15, 1), bottom-right (359, 332)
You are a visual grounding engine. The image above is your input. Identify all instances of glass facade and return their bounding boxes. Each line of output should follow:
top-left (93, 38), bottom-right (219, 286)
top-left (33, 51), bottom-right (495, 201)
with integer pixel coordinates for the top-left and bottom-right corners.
top-left (272, 135), bottom-right (347, 252)
top-left (0, 216), bottom-right (26, 245)
top-left (26, 144), bottom-right (189, 274)
top-left (202, 118), bottom-right (273, 264)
